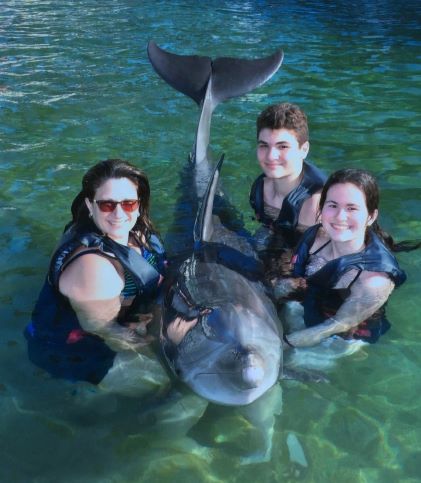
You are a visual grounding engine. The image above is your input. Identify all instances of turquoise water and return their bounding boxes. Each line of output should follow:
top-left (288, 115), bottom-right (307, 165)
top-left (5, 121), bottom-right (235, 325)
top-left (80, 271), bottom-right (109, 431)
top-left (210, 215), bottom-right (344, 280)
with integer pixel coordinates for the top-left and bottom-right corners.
top-left (1, 0), bottom-right (421, 481)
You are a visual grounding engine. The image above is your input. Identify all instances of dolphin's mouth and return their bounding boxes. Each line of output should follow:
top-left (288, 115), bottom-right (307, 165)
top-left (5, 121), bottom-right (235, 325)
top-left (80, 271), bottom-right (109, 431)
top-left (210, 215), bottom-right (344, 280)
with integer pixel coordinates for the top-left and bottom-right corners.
top-left (194, 370), bottom-right (262, 390)
top-left (192, 349), bottom-right (266, 391)
top-left (190, 369), bottom-right (275, 406)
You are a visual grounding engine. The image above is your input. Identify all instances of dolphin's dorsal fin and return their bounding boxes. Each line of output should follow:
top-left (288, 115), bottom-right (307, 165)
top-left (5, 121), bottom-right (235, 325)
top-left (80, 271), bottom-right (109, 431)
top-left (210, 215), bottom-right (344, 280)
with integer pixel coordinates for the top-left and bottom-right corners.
top-left (148, 41), bottom-right (283, 109)
top-left (147, 41), bottom-right (211, 106)
top-left (194, 154), bottom-right (225, 244)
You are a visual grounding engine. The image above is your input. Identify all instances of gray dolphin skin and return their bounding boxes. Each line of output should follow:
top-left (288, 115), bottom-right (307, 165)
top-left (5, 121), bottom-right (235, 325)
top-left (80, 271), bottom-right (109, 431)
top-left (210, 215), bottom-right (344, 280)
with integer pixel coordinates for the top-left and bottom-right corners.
top-left (147, 41), bottom-right (284, 406)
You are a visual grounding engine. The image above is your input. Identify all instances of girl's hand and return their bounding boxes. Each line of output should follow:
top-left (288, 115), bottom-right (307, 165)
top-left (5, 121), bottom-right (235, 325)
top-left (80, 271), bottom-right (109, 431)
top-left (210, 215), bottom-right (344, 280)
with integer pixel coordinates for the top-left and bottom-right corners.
top-left (272, 277), bottom-right (307, 300)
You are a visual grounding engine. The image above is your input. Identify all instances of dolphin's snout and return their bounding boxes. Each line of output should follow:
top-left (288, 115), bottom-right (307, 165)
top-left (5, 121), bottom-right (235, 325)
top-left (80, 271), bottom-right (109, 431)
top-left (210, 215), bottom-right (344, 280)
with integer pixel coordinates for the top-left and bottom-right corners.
top-left (242, 365), bottom-right (264, 388)
top-left (241, 351), bottom-right (265, 388)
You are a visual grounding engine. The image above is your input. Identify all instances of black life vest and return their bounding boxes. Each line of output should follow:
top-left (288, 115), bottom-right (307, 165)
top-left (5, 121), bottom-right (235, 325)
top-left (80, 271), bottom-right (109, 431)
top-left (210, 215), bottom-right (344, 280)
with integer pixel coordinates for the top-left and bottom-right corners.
top-left (249, 162), bottom-right (326, 246)
top-left (292, 224), bottom-right (406, 343)
top-left (48, 223), bottom-right (165, 305)
top-left (24, 223), bottom-right (166, 384)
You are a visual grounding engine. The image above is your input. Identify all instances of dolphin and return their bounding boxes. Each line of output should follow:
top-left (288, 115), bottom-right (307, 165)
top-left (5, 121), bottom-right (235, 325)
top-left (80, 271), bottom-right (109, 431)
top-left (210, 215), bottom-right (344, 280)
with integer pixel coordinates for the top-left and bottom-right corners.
top-left (147, 41), bottom-right (284, 406)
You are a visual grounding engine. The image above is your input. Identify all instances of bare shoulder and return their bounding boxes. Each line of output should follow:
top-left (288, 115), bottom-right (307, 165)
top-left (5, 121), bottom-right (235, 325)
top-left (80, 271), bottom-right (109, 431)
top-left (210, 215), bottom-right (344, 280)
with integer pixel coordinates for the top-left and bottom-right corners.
top-left (59, 253), bottom-right (124, 301)
top-left (358, 271), bottom-right (395, 291)
top-left (299, 192), bottom-right (321, 227)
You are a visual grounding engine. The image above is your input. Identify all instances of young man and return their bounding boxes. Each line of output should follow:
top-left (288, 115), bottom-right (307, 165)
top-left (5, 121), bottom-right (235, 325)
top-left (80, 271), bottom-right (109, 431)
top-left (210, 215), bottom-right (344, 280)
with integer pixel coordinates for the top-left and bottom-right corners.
top-left (250, 103), bottom-right (326, 255)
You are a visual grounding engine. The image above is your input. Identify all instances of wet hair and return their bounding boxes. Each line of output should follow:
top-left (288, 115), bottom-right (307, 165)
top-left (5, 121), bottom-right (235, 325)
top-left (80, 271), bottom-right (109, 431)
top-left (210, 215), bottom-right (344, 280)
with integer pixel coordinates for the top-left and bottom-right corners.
top-left (319, 168), bottom-right (420, 252)
top-left (256, 103), bottom-right (309, 146)
top-left (71, 159), bottom-right (158, 244)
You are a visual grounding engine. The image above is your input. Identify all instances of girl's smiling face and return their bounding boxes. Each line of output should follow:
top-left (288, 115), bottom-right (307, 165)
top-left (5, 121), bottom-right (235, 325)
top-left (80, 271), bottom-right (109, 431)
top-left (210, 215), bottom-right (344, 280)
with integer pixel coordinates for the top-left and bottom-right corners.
top-left (321, 182), bottom-right (378, 246)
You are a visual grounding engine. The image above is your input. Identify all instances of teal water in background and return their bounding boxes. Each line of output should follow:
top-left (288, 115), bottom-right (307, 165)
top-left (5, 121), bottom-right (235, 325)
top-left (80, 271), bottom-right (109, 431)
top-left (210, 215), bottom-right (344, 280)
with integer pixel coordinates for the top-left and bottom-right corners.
top-left (1, 1), bottom-right (421, 481)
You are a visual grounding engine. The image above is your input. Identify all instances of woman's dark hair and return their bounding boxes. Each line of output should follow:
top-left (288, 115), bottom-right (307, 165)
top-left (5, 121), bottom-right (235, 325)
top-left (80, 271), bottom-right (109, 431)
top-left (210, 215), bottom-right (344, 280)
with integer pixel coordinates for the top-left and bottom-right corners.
top-left (319, 168), bottom-right (420, 252)
top-left (71, 159), bottom-right (158, 244)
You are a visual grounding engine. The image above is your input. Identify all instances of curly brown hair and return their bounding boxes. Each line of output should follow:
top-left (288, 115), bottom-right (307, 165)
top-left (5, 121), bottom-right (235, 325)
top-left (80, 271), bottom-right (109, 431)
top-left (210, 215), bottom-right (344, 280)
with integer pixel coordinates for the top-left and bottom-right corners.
top-left (256, 103), bottom-right (309, 146)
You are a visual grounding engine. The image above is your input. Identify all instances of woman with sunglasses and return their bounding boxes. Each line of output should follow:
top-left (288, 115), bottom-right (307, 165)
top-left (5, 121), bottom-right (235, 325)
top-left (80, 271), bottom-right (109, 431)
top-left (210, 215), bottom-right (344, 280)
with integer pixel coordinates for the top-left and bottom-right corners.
top-left (25, 159), bottom-right (167, 389)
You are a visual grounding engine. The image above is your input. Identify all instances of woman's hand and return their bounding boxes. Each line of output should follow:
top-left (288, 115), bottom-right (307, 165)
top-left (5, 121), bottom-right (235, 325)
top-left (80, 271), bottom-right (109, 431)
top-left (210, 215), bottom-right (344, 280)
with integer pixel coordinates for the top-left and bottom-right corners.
top-left (166, 316), bottom-right (199, 345)
top-left (166, 308), bottom-right (211, 345)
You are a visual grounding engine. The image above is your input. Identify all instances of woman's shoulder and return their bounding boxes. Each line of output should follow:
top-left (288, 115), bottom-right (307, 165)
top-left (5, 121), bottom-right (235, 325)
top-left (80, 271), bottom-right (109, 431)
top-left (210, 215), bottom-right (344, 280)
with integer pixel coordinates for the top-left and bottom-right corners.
top-left (59, 252), bottom-right (124, 301)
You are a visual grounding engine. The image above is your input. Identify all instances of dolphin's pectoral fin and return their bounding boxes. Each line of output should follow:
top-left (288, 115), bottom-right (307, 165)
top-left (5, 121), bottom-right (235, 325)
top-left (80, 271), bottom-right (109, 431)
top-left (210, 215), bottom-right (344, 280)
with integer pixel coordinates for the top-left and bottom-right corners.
top-left (137, 387), bottom-right (208, 435)
top-left (281, 367), bottom-right (330, 384)
top-left (238, 383), bottom-right (283, 464)
top-left (211, 51), bottom-right (283, 104)
top-left (147, 41), bottom-right (211, 105)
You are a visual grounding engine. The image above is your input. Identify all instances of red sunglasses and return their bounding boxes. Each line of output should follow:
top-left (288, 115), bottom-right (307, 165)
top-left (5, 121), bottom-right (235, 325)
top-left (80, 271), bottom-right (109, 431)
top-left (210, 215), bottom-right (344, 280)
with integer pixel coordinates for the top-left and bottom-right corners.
top-left (94, 199), bottom-right (140, 213)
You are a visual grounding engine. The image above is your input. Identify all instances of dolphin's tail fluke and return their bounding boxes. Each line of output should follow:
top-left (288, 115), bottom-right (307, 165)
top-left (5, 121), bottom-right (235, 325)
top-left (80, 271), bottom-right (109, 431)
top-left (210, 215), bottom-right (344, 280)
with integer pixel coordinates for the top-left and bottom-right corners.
top-left (147, 41), bottom-right (283, 108)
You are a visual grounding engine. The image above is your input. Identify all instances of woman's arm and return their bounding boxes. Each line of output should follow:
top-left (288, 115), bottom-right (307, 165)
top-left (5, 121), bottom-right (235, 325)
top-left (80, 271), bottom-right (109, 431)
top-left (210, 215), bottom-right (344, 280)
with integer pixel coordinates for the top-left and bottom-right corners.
top-left (59, 254), bottom-right (148, 351)
top-left (286, 271), bottom-right (395, 348)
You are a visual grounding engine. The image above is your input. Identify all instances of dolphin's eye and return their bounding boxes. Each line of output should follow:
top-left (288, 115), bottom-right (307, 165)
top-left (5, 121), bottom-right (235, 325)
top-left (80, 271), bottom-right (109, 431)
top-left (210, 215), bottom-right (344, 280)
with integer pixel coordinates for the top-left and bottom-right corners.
top-left (232, 349), bottom-right (243, 360)
top-left (217, 351), bottom-right (240, 372)
top-left (218, 347), bottom-right (245, 368)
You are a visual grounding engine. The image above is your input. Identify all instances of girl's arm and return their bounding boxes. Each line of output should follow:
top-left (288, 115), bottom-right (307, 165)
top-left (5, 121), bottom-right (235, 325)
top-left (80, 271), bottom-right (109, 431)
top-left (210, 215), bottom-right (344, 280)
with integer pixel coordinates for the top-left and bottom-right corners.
top-left (286, 271), bottom-right (394, 348)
